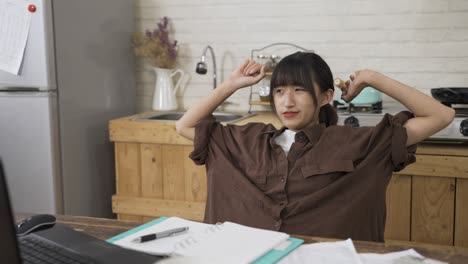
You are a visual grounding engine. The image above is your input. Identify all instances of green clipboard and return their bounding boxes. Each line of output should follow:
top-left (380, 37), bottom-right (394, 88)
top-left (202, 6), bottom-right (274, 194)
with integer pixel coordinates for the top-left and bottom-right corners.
top-left (107, 217), bottom-right (303, 263)
top-left (252, 237), bottom-right (303, 264)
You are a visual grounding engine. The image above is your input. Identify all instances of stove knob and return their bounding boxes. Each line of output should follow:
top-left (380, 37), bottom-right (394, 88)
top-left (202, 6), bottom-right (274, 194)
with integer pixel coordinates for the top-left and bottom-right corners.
top-left (460, 119), bottom-right (468, 136)
top-left (344, 116), bottom-right (360, 127)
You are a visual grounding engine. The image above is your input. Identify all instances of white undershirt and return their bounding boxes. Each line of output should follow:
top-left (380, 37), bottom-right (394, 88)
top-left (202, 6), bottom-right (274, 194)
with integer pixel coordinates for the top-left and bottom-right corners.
top-left (274, 129), bottom-right (297, 155)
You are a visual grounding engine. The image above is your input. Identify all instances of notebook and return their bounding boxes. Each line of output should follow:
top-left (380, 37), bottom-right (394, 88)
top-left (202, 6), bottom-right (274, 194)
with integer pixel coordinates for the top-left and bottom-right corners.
top-left (107, 217), bottom-right (303, 264)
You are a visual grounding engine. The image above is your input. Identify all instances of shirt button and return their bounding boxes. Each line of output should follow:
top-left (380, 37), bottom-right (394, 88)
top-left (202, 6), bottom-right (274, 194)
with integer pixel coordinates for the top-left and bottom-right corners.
top-left (274, 222), bottom-right (280, 228)
top-left (280, 177), bottom-right (285, 182)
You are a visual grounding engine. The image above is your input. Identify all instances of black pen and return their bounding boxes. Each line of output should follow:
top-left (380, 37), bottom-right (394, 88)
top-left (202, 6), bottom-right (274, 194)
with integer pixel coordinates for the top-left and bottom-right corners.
top-left (132, 227), bottom-right (189, 243)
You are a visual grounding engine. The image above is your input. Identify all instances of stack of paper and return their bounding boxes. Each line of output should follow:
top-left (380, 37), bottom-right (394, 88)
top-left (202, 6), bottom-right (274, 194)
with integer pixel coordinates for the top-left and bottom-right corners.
top-left (277, 239), bottom-right (362, 264)
top-left (360, 249), bottom-right (448, 264)
top-left (277, 239), bottom-right (448, 264)
top-left (108, 217), bottom-right (303, 264)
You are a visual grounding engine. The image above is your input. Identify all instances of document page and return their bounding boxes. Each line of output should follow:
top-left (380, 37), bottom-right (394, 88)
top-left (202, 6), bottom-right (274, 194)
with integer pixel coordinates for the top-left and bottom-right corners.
top-left (360, 249), bottom-right (448, 264)
top-left (113, 217), bottom-right (289, 264)
top-left (0, 0), bottom-right (31, 75)
top-left (278, 239), bottom-right (448, 264)
top-left (278, 239), bottom-right (363, 264)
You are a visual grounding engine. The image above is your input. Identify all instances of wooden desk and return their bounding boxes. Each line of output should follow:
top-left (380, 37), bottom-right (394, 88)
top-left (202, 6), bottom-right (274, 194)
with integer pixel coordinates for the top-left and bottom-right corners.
top-left (17, 214), bottom-right (468, 264)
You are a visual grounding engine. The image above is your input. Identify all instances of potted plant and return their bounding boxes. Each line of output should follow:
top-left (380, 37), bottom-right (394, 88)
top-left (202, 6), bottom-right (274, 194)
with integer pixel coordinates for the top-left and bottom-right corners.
top-left (132, 17), bottom-right (185, 111)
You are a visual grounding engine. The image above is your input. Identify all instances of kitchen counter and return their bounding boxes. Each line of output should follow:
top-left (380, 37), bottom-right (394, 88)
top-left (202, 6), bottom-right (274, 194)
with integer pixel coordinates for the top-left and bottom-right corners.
top-left (110, 111), bottom-right (468, 153)
top-left (109, 111), bottom-right (280, 145)
top-left (109, 111), bottom-right (468, 248)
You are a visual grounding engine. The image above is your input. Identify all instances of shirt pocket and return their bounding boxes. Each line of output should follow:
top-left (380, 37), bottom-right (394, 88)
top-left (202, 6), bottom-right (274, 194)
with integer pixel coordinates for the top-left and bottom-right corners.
top-left (301, 159), bottom-right (355, 179)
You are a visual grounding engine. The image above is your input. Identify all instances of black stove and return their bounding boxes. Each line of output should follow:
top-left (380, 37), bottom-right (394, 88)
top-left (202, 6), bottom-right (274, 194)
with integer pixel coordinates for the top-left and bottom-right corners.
top-left (333, 101), bottom-right (382, 114)
top-left (453, 106), bottom-right (468, 118)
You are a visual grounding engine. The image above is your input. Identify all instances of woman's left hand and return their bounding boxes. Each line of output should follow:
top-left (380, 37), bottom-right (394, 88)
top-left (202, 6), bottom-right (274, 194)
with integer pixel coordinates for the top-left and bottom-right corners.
top-left (339, 70), bottom-right (374, 103)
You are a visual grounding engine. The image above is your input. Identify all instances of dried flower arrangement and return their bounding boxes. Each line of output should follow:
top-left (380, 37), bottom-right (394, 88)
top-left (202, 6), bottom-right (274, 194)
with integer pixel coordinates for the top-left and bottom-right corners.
top-left (132, 17), bottom-right (178, 69)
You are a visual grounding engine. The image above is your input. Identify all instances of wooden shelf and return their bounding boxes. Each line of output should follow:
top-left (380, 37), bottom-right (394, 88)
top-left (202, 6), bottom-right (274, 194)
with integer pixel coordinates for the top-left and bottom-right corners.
top-left (249, 100), bottom-right (271, 106)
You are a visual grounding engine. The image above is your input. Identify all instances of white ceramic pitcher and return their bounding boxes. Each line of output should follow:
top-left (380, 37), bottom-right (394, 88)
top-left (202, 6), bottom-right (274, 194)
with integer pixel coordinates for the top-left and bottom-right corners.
top-left (152, 67), bottom-right (185, 111)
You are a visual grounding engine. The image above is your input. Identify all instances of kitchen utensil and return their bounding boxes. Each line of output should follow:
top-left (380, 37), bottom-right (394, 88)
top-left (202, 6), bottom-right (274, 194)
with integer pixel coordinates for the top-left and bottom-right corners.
top-left (334, 77), bottom-right (382, 105)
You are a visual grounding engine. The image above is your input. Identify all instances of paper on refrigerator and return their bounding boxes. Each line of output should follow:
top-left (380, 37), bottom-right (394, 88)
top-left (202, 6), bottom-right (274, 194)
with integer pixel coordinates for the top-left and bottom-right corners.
top-left (0, 0), bottom-right (32, 75)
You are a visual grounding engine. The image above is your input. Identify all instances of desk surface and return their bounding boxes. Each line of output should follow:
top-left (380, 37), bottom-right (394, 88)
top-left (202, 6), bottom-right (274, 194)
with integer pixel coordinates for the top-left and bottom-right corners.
top-left (16, 214), bottom-right (468, 264)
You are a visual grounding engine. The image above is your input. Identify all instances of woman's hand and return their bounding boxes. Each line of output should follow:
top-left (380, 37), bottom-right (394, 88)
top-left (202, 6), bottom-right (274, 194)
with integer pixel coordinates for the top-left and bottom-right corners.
top-left (337, 69), bottom-right (455, 146)
top-left (176, 60), bottom-right (265, 141)
top-left (338, 70), bottom-right (375, 103)
top-left (225, 60), bottom-right (265, 90)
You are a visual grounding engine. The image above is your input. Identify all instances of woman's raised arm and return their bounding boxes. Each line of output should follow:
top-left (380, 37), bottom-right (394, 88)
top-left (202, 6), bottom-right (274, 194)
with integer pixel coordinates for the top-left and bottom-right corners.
top-left (339, 70), bottom-right (455, 146)
top-left (176, 60), bottom-right (265, 141)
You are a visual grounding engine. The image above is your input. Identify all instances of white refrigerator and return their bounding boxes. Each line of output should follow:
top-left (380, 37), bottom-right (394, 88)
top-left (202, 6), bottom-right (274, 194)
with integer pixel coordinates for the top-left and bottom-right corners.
top-left (0, 0), bottom-right (136, 217)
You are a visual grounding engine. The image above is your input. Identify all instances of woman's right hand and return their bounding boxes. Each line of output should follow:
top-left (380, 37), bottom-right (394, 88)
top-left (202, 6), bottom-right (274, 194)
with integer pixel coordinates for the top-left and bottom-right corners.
top-left (338, 70), bottom-right (374, 103)
top-left (225, 60), bottom-right (266, 90)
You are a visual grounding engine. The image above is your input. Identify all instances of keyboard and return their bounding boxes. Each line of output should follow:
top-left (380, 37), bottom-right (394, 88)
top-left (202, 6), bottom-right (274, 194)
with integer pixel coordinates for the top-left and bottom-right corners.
top-left (19, 235), bottom-right (96, 264)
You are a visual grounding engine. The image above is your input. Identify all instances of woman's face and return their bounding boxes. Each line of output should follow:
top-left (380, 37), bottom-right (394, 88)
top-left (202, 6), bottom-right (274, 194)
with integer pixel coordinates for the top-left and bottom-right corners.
top-left (273, 85), bottom-right (326, 131)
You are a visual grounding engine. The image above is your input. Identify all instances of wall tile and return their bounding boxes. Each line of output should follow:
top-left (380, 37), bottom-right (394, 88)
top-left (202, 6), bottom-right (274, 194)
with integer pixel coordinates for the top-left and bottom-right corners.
top-left (134, 0), bottom-right (468, 112)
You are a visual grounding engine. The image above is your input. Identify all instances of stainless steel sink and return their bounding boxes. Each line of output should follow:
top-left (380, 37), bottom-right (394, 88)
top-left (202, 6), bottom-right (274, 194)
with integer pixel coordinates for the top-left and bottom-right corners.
top-left (136, 112), bottom-right (255, 123)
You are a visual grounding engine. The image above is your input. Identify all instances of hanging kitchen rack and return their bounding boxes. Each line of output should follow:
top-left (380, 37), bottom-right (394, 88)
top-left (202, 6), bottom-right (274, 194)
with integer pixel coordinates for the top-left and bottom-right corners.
top-left (248, 43), bottom-right (313, 113)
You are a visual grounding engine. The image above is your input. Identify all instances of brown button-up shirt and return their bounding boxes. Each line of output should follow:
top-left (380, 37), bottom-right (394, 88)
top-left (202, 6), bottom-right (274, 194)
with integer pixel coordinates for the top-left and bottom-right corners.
top-left (189, 111), bottom-right (417, 242)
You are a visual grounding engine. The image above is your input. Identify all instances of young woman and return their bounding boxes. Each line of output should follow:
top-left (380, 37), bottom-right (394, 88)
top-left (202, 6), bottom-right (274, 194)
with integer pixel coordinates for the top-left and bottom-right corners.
top-left (176, 52), bottom-right (454, 242)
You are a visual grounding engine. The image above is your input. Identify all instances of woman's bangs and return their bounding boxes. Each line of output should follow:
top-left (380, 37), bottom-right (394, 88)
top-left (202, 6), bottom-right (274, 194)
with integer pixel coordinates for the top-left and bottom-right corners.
top-left (270, 59), bottom-right (313, 90)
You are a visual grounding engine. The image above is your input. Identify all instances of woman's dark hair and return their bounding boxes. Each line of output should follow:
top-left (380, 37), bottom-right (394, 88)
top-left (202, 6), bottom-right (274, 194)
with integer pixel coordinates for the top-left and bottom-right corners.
top-left (269, 52), bottom-right (338, 127)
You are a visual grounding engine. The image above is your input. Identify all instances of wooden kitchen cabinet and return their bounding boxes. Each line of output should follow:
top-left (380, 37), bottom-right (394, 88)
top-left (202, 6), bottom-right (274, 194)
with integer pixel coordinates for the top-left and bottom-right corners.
top-left (384, 145), bottom-right (468, 247)
top-left (109, 112), bottom-right (468, 247)
top-left (113, 142), bottom-right (206, 223)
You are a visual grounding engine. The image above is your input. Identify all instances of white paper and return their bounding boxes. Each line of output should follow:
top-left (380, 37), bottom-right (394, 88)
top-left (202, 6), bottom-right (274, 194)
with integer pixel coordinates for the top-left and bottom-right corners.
top-left (114, 217), bottom-right (209, 255)
top-left (0, 0), bottom-right (32, 75)
top-left (112, 217), bottom-right (289, 264)
top-left (278, 239), bottom-right (448, 264)
top-left (360, 249), bottom-right (448, 264)
top-left (278, 239), bottom-right (363, 264)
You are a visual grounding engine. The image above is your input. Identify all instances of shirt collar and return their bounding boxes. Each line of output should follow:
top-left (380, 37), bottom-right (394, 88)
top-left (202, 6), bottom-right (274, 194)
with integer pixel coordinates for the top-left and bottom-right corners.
top-left (259, 126), bottom-right (286, 139)
top-left (258, 123), bottom-right (326, 145)
top-left (302, 123), bottom-right (326, 145)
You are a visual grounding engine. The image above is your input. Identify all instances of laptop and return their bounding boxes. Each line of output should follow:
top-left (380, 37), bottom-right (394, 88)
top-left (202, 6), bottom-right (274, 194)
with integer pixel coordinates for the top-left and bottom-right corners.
top-left (0, 160), bottom-right (162, 264)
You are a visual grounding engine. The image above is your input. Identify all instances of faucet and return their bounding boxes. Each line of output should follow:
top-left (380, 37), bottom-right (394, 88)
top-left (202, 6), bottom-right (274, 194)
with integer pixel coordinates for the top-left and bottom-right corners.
top-left (196, 45), bottom-right (217, 89)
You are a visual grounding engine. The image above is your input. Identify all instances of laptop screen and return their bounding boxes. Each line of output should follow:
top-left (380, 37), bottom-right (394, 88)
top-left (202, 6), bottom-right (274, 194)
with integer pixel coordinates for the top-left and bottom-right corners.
top-left (0, 160), bottom-right (23, 264)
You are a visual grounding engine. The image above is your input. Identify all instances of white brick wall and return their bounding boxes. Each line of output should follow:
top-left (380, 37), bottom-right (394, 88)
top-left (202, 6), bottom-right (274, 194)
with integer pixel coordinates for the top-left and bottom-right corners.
top-left (134, 0), bottom-right (468, 113)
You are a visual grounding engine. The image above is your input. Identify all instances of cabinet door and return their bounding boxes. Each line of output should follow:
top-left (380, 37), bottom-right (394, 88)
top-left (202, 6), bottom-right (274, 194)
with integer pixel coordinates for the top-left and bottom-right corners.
top-left (115, 142), bottom-right (143, 222)
top-left (162, 145), bottom-right (186, 200)
top-left (113, 143), bottom-right (206, 221)
top-left (183, 146), bottom-right (207, 203)
top-left (455, 178), bottom-right (468, 247)
top-left (385, 174), bottom-right (411, 241)
top-left (412, 176), bottom-right (455, 245)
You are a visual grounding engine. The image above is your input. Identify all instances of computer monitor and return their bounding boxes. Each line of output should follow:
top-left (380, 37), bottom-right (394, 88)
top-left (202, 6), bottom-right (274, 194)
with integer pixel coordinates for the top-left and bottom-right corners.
top-left (0, 159), bottom-right (162, 264)
top-left (0, 159), bottom-right (23, 263)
